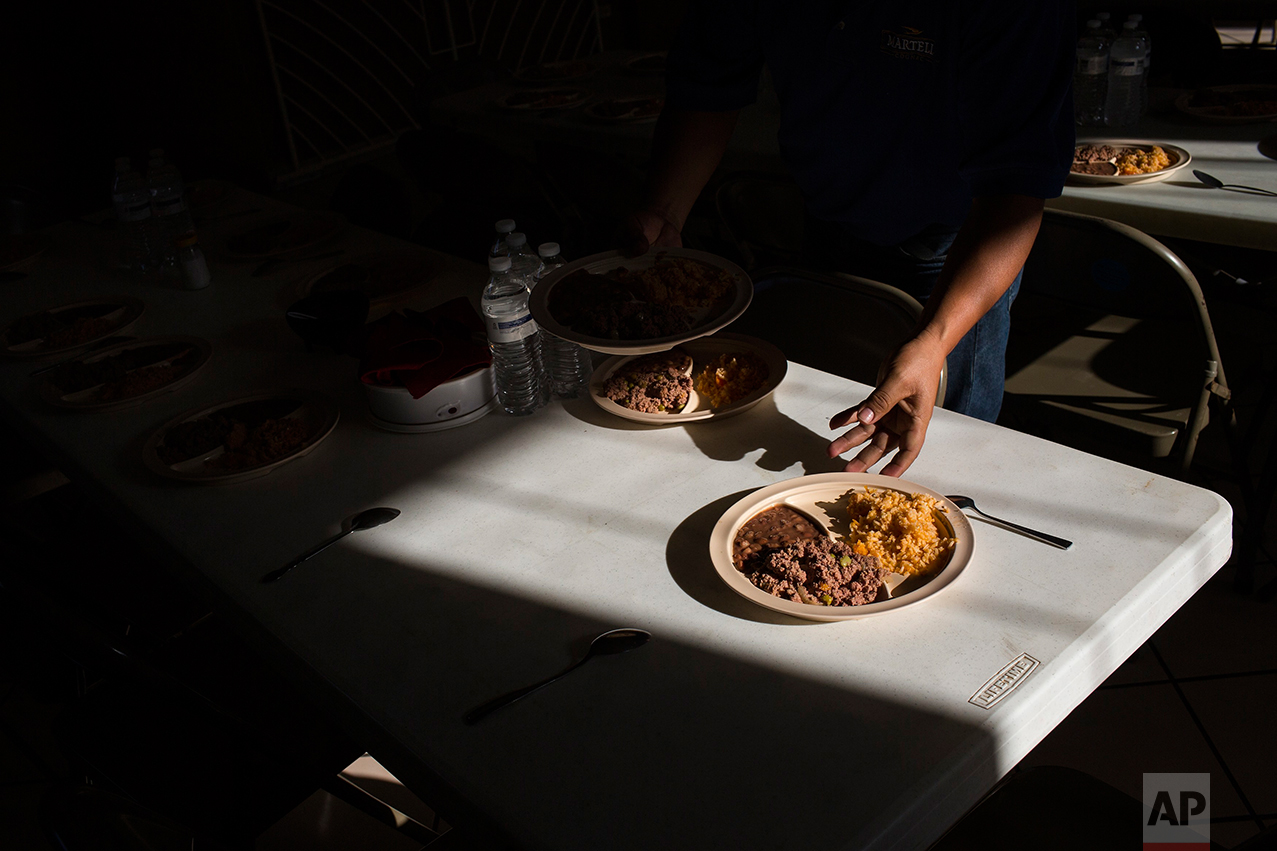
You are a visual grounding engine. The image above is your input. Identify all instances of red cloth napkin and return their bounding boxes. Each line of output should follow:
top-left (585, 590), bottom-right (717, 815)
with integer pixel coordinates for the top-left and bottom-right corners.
top-left (358, 297), bottom-right (491, 399)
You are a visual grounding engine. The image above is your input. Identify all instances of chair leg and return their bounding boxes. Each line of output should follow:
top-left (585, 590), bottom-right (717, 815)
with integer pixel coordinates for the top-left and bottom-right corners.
top-left (320, 773), bottom-right (440, 845)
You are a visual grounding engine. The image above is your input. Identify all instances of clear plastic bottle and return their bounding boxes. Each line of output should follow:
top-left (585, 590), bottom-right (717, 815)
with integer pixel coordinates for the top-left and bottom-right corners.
top-left (146, 149), bottom-right (196, 274)
top-left (1104, 21), bottom-right (1147, 130)
top-left (111, 157), bottom-right (155, 273)
top-left (176, 234), bottom-right (211, 290)
top-left (1126, 14), bottom-right (1151, 115)
top-left (1093, 12), bottom-right (1117, 45)
top-left (534, 242), bottom-right (591, 398)
top-left (1074, 20), bottom-right (1110, 127)
top-left (490, 218), bottom-right (516, 258)
top-left (482, 255), bottom-right (548, 415)
top-left (505, 232), bottom-right (543, 283)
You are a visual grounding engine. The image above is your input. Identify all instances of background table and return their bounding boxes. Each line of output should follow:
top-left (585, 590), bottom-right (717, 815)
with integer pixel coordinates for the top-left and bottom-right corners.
top-left (1050, 106), bottom-right (1277, 250)
top-left (0, 195), bottom-right (1233, 850)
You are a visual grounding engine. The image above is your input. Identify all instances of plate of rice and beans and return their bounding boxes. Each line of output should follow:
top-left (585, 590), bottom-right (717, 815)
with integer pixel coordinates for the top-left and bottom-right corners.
top-left (589, 333), bottom-right (786, 424)
top-left (37, 336), bottom-right (211, 411)
top-left (2, 297), bottom-right (144, 359)
top-left (530, 248), bottom-right (752, 355)
top-left (709, 473), bottom-right (973, 622)
top-left (142, 392), bottom-right (339, 484)
top-left (1069, 140), bottom-right (1191, 185)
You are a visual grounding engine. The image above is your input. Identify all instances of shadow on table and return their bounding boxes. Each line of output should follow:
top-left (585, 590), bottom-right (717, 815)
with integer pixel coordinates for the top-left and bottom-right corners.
top-left (255, 548), bottom-right (1001, 851)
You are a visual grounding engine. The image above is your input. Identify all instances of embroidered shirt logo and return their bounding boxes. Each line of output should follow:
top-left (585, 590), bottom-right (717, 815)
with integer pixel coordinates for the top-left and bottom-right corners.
top-left (968, 653), bottom-right (1040, 709)
top-left (881, 25), bottom-right (937, 61)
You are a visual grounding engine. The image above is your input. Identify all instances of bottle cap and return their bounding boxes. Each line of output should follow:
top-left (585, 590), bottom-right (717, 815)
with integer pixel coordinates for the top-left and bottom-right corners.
top-left (489, 256), bottom-right (512, 271)
top-left (538, 242), bottom-right (560, 258)
top-left (176, 233), bottom-right (199, 248)
top-left (495, 219), bottom-right (516, 234)
top-left (507, 232), bottom-right (528, 248)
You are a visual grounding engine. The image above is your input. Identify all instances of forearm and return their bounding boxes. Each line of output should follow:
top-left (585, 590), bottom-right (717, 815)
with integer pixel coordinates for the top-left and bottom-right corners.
top-left (643, 107), bottom-right (740, 230)
top-left (914, 195), bottom-right (1045, 355)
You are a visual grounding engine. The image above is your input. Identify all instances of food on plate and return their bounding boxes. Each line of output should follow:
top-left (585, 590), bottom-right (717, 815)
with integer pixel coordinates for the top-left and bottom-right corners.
top-left (158, 399), bottom-right (310, 470)
top-left (5, 305), bottom-right (121, 350)
top-left (694, 350), bottom-right (769, 408)
top-left (502, 88), bottom-right (586, 109)
top-left (548, 253), bottom-right (737, 340)
top-left (603, 348), bottom-right (692, 413)
top-left (48, 342), bottom-right (199, 401)
top-left (844, 488), bottom-right (954, 577)
top-left (733, 505), bottom-right (884, 606)
top-left (586, 96), bottom-right (664, 120)
top-left (1186, 87), bottom-right (1277, 118)
top-left (1071, 143), bottom-right (1176, 176)
top-left (516, 61), bottom-right (594, 82)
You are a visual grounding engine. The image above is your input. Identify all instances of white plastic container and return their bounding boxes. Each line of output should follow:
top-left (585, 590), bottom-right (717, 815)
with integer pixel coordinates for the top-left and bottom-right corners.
top-left (363, 366), bottom-right (495, 431)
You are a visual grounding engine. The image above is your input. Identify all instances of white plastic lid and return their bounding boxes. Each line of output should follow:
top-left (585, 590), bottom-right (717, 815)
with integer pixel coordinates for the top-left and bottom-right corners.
top-left (538, 242), bottom-right (560, 258)
top-left (495, 219), bottom-right (516, 234)
top-left (507, 232), bottom-right (528, 248)
top-left (489, 256), bottom-right (512, 271)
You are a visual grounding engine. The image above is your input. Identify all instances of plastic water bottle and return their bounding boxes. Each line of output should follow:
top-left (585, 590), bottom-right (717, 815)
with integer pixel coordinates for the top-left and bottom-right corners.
top-left (1127, 14), bottom-right (1151, 115)
top-left (1093, 12), bottom-right (1117, 45)
top-left (482, 255), bottom-right (548, 415)
top-left (490, 218), bottom-right (516, 258)
top-left (505, 232), bottom-right (543, 282)
top-left (1105, 21), bottom-right (1147, 129)
top-left (1075, 20), bottom-right (1110, 127)
top-left (111, 157), bottom-right (155, 273)
top-left (534, 242), bottom-right (591, 398)
top-left (146, 150), bottom-right (196, 273)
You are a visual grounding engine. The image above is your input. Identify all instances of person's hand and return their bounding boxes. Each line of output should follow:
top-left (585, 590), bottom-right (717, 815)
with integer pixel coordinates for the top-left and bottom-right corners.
top-left (618, 208), bottom-right (682, 255)
top-left (827, 333), bottom-right (946, 477)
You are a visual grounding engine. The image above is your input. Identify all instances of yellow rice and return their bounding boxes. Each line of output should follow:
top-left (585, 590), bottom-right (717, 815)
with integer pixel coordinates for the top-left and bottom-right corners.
top-left (694, 351), bottom-right (769, 408)
top-left (845, 488), bottom-right (955, 577)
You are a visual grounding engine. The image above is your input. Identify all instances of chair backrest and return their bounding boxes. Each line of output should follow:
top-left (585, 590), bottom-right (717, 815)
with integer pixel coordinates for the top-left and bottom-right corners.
top-left (714, 172), bottom-right (806, 271)
top-left (1006, 208), bottom-right (1230, 470)
top-left (730, 266), bottom-right (947, 406)
top-left (255, 0), bottom-right (603, 180)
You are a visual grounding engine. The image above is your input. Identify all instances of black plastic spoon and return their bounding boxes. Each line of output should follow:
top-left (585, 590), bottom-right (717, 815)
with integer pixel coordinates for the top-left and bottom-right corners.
top-left (1192, 169), bottom-right (1277, 197)
top-left (261, 507), bottom-right (400, 584)
top-left (464, 628), bottom-right (652, 725)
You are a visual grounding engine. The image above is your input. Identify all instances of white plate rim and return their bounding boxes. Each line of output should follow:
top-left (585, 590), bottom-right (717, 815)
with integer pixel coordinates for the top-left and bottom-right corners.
top-left (38, 335), bottom-right (212, 411)
top-left (142, 391), bottom-right (340, 483)
top-left (1173, 84), bottom-right (1277, 124)
top-left (1068, 140), bottom-right (1192, 186)
top-left (529, 247), bottom-right (753, 355)
top-left (2, 296), bottom-right (145, 359)
top-left (588, 333), bottom-right (786, 424)
top-left (708, 473), bottom-right (975, 622)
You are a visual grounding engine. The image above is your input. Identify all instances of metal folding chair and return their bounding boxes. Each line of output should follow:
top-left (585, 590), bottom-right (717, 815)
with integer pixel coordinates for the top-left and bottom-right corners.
top-left (1001, 208), bottom-right (1236, 475)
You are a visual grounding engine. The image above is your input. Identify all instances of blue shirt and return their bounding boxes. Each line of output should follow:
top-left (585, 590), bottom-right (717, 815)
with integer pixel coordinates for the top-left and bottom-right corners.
top-left (665, 1), bottom-right (1076, 245)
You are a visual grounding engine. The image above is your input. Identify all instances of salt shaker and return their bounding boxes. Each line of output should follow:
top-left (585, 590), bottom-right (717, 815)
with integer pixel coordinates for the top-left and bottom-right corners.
top-left (176, 234), bottom-right (211, 290)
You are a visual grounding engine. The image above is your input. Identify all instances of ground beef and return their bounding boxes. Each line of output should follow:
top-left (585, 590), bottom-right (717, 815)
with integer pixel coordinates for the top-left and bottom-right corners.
top-left (1075, 144), bottom-right (1120, 163)
top-left (742, 537), bottom-right (885, 607)
top-left (603, 349), bottom-right (692, 413)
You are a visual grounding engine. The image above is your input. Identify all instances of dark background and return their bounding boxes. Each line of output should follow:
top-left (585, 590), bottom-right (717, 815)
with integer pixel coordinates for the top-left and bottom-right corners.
top-left (1, 1), bottom-right (1272, 230)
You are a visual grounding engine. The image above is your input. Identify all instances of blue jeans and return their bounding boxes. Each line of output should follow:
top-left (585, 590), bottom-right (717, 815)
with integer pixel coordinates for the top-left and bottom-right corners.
top-left (802, 217), bottom-right (1022, 422)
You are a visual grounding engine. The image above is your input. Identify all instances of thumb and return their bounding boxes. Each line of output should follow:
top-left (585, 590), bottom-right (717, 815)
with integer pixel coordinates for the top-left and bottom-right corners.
top-left (855, 383), bottom-right (901, 425)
